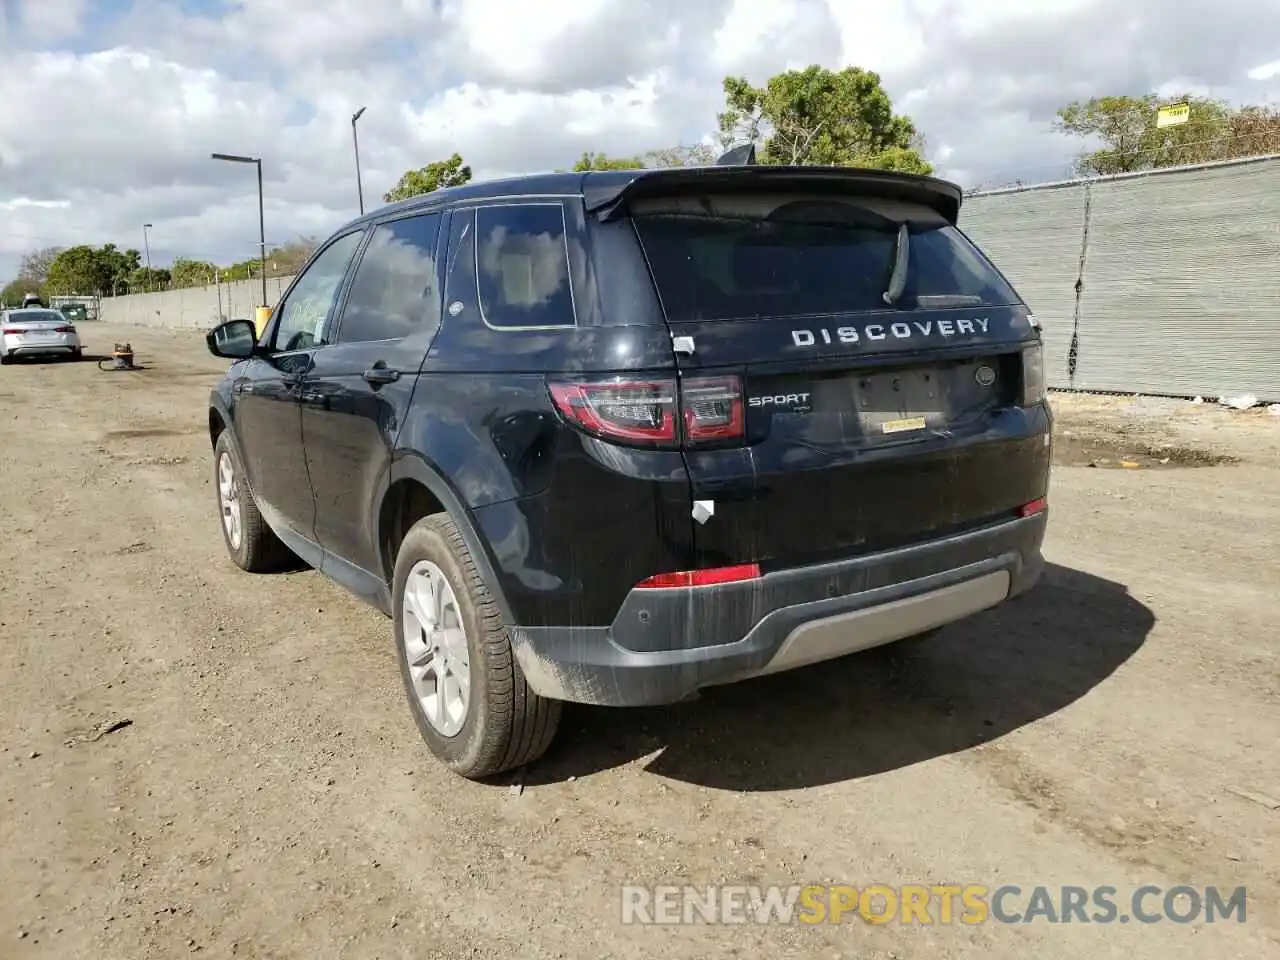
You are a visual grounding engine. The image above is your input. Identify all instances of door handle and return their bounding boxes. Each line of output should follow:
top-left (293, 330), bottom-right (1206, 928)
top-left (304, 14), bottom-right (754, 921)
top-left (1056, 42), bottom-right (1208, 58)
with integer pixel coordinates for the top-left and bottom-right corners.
top-left (362, 364), bottom-right (400, 386)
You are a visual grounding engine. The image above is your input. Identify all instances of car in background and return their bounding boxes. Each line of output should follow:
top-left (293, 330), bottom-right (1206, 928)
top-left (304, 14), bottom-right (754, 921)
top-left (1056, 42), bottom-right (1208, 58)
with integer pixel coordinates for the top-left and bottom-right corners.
top-left (1, 307), bottom-right (83, 364)
top-left (58, 303), bottom-right (89, 325)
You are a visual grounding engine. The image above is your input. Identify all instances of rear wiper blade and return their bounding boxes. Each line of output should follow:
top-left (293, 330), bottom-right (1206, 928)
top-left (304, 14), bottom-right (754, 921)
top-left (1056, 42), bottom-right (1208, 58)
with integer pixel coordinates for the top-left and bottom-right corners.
top-left (882, 222), bottom-right (909, 305)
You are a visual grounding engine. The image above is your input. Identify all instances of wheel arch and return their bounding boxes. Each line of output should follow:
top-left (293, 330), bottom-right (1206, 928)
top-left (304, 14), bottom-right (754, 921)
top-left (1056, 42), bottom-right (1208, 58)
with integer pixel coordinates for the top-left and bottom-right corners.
top-left (378, 454), bottom-right (517, 627)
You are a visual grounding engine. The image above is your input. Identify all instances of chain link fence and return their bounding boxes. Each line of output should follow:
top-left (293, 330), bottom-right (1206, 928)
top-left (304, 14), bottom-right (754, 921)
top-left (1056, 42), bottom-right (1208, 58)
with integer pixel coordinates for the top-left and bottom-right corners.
top-left (962, 154), bottom-right (1280, 403)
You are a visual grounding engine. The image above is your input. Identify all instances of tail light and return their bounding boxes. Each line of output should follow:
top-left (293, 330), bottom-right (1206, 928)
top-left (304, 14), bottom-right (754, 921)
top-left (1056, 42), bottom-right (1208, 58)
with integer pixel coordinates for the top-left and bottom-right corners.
top-left (1018, 497), bottom-right (1047, 517)
top-left (54, 326), bottom-right (75, 334)
top-left (1, 328), bottom-right (18, 336)
top-left (681, 376), bottom-right (744, 441)
top-left (1021, 342), bottom-right (1046, 405)
top-left (549, 375), bottom-right (746, 448)
top-left (548, 379), bottom-right (677, 445)
top-left (636, 563), bottom-right (761, 589)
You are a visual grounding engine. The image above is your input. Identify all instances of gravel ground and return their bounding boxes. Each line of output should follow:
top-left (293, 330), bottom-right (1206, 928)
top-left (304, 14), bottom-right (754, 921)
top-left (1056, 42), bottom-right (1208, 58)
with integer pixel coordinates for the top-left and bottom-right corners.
top-left (1, 325), bottom-right (1277, 960)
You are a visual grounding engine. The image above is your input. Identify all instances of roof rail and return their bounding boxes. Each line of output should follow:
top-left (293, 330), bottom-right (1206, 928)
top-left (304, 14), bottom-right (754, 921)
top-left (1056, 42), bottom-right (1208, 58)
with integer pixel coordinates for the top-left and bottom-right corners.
top-left (715, 143), bottom-right (756, 166)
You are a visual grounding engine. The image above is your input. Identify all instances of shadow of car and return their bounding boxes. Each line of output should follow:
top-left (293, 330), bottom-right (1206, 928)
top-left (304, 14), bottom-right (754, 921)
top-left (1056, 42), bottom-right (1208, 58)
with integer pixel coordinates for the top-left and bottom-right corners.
top-left (526, 563), bottom-right (1154, 790)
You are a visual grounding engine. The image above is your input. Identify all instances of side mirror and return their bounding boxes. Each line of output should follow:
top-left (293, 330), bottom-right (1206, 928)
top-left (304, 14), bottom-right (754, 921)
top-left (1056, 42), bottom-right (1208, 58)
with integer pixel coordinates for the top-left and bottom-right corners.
top-left (207, 318), bottom-right (259, 359)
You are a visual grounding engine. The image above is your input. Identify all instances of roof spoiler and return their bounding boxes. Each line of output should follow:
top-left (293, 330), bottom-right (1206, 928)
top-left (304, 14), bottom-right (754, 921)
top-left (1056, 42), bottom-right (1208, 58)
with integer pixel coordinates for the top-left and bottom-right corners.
top-left (583, 165), bottom-right (964, 225)
top-left (715, 143), bottom-right (756, 165)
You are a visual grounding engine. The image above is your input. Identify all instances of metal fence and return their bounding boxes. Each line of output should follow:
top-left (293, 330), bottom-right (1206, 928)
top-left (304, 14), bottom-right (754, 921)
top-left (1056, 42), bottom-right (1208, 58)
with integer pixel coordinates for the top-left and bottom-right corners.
top-left (962, 154), bottom-right (1280, 403)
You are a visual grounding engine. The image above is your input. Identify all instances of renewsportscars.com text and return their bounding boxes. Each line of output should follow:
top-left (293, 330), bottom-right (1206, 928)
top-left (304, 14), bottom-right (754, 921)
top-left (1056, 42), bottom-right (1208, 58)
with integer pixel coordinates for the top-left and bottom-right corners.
top-left (620, 884), bottom-right (1247, 926)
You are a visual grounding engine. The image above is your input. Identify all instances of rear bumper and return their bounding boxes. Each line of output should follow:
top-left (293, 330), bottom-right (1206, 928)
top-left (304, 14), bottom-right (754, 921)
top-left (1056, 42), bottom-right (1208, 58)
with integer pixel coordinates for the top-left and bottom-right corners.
top-left (510, 511), bottom-right (1047, 706)
top-left (3, 334), bottom-right (80, 356)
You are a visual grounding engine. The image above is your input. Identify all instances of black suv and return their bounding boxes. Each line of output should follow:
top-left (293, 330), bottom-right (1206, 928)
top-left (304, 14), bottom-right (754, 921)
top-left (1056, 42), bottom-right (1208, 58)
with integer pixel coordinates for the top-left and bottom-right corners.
top-left (206, 164), bottom-right (1051, 779)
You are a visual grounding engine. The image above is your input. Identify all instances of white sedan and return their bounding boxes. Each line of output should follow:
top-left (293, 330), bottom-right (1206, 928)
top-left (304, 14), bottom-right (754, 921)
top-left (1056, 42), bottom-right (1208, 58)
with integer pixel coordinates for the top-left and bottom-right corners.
top-left (1, 308), bottom-right (83, 364)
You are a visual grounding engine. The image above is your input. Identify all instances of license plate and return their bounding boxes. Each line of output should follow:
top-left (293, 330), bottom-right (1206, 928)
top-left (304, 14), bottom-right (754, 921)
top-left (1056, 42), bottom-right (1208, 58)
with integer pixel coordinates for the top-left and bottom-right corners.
top-left (853, 368), bottom-right (944, 435)
top-left (882, 416), bottom-right (928, 434)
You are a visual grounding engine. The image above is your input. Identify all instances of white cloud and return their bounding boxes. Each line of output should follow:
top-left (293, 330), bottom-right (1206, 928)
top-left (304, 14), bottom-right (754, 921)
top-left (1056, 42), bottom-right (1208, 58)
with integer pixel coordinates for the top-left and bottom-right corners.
top-left (1, 0), bottom-right (1277, 282)
top-left (18, 0), bottom-right (88, 39)
top-left (1248, 59), bottom-right (1280, 81)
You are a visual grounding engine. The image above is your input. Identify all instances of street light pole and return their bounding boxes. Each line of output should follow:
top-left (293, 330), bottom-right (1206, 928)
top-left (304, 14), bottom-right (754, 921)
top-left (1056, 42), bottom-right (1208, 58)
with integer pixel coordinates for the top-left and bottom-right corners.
top-left (255, 159), bottom-right (267, 307)
top-left (142, 223), bottom-right (153, 292)
top-left (211, 152), bottom-right (268, 308)
top-left (352, 106), bottom-right (367, 215)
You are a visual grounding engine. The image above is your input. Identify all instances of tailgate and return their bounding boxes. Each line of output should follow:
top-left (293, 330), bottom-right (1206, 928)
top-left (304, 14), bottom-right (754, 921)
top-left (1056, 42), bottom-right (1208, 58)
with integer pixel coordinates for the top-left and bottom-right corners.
top-left (628, 187), bottom-right (1049, 570)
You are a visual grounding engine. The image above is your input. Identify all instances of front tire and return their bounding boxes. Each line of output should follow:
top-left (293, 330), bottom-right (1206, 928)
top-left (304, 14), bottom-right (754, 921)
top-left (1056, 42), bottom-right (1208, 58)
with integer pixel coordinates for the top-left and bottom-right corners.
top-left (393, 513), bottom-right (560, 780)
top-left (213, 430), bottom-right (293, 572)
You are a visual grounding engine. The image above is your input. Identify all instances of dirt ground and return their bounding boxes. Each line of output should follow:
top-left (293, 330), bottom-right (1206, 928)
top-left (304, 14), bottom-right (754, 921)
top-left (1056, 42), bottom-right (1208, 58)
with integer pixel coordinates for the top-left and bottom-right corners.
top-left (1, 324), bottom-right (1277, 960)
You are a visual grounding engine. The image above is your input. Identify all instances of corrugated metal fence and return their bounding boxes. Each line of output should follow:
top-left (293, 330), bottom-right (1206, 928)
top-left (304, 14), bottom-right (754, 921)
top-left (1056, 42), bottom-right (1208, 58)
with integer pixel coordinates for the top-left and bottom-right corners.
top-left (961, 155), bottom-right (1280, 403)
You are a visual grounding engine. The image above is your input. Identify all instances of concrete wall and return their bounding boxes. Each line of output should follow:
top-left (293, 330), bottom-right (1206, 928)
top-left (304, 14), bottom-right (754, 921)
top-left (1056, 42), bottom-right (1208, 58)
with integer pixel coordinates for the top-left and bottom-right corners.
top-left (97, 275), bottom-right (296, 329)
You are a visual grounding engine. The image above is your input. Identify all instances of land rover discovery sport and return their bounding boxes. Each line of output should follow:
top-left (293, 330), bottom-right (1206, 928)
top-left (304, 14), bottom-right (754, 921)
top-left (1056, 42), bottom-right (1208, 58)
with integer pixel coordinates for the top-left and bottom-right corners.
top-left (205, 163), bottom-right (1051, 780)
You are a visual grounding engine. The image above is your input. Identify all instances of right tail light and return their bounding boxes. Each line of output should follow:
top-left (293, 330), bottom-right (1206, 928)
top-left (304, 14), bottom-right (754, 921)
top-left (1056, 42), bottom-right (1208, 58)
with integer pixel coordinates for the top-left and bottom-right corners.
top-left (549, 375), bottom-right (746, 449)
top-left (1021, 342), bottom-right (1046, 406)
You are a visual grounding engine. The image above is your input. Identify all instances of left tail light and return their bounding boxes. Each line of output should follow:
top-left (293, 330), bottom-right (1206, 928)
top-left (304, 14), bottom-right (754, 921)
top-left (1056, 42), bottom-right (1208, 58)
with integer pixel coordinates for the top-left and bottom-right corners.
top-left (547, 379), bottom-right (678, 446)
top-left (549, 375), bottom-right (746, 448)
top-left (1021, 342), bottom-right (1046, 406)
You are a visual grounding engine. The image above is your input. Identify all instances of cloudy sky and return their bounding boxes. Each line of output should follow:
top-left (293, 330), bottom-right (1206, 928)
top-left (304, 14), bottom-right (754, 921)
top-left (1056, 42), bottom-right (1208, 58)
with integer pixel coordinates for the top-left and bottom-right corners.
top-left (1, 0), bottom-right (1277, 281)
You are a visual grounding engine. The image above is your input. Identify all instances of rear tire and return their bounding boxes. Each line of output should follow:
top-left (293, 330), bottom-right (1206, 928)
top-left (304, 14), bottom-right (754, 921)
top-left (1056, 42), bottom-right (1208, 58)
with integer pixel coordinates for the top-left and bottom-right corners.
top-left (393, 513), bottom-right (560, 780)
top-left (213, 430), bottom-right (293, 572)
top-left (70, 347), bottom-right (82, 361)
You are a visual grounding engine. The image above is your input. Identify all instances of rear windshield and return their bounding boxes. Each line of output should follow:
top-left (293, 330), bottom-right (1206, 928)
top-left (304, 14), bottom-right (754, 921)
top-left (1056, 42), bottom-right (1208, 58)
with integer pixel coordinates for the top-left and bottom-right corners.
top-left (630, 193), bottom-right (1019, 323)
top-left (12, 310), bottom-right (64, 323)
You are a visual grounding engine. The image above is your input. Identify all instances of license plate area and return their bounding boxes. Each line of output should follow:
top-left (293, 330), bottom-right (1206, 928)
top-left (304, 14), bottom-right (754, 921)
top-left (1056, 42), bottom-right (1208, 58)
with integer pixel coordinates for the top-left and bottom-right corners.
top-left (748, 355), bottom-right (1014, 444)
top-left (852, 367), bottom-right (947, 436)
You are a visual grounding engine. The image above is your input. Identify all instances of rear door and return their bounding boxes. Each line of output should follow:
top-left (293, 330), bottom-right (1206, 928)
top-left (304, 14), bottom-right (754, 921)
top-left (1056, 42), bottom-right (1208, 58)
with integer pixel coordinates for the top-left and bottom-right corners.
top-left (300, 209), bottom-right (448, 580)
top-left (628, 188), bottom-right (1047, 569)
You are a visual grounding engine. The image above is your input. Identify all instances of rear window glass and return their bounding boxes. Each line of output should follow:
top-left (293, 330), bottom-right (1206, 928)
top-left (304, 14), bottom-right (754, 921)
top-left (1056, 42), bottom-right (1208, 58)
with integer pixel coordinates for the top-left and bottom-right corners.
top-left (630, 193), bottom-right (1018, 323)
top-left (475, 203), bottom-right (575, 329)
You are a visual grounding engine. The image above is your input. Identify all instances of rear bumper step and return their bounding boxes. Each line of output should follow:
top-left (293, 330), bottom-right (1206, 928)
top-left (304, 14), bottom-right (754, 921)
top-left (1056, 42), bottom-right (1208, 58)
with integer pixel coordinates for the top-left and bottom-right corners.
top-left (510, 511), bottom-right (1047, 706)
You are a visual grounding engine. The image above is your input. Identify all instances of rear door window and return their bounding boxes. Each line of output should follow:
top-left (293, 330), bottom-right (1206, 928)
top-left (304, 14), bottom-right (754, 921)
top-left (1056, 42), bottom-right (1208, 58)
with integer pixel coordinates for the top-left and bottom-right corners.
top-left (474, 203), bottom-right (576, 329)
top-left (631, 193), bottom-right (1018, 323)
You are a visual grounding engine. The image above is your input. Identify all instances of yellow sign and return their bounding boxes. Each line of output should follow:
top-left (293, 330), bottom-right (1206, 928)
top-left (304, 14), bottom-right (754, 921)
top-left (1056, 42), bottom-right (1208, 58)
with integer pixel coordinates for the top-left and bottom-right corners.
top-left (1156, 102), bottom-right (1190, 128)
top-left (882, 416), bottom-right (927, 434)
top-left (254, 305), bottom-right (272, 337)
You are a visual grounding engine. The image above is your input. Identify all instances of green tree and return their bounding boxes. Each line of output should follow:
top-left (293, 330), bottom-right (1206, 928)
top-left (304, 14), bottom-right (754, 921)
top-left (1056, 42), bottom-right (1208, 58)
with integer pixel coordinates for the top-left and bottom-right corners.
top-left (45, 244), bottom-right (140, 296)
top-left (644, 144), bottom-right (717, 168)
top-left (383, 153), bottom-right (472, 203)
top-left (265, 237), bottom-right (318, 275)
top-left (1054, 95), bottom-right (1244, 176)
top-left (129, 266), bottom-right (172, 291)
top-left (171, 258), bottom-right (219, 288)
top-left (572, 151), bottom-right (646, 171)
top-left (1, 278), bottom-right (44, 306)
top-left (717, 66), bottom-right (931, 173)
top-left (1050, 94), bottom-right (1279, 176)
